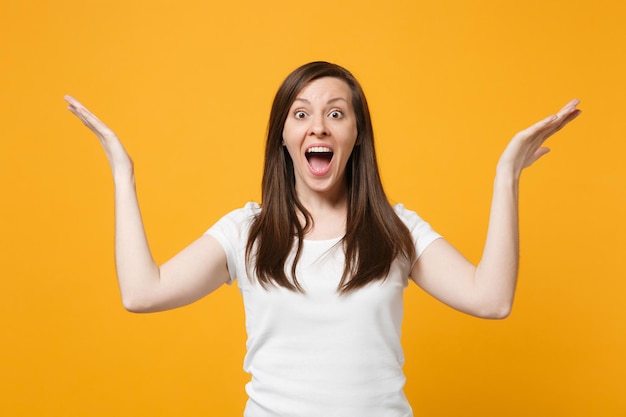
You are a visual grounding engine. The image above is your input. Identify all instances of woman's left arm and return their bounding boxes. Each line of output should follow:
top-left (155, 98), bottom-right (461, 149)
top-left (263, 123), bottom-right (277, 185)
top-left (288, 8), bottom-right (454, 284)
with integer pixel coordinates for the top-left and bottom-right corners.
top-left (411, 99), bottom-right (582, 319)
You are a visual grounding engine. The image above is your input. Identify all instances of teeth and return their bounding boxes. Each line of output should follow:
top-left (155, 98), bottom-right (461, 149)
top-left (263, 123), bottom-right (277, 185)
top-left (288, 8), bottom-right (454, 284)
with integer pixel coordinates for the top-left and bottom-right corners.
top-left (306, 146), bottom-right (333, 153)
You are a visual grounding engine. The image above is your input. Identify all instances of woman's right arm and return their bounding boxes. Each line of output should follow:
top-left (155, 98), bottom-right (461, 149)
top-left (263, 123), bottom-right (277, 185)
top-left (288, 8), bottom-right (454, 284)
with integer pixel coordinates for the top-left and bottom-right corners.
top-left (66, 96), bottom-right (230, 313)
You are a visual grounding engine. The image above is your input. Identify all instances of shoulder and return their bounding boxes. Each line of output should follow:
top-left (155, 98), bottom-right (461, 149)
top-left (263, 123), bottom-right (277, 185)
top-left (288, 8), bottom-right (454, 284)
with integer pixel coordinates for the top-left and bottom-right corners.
top-left (224, 201), bottom-right (261, 222)
top-left (393, 203), bottom-right (442, 257)
top-left (203, 203), bottom-right (261, 284)
top-left (393, 203), bottom-right (427, 228)
top-left (205, 202), bottom-right (260, 239)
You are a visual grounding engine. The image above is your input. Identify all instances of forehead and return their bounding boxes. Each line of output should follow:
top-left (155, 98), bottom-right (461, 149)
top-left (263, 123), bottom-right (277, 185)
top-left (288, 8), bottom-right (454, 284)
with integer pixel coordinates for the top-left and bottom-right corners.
top-left (294, 77), bottom-right (353, 104)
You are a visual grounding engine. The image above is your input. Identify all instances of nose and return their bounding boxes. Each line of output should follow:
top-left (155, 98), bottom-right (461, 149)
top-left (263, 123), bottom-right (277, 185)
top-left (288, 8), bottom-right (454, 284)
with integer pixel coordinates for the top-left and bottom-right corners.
top-left (309, 114), bottom-right (328, 137)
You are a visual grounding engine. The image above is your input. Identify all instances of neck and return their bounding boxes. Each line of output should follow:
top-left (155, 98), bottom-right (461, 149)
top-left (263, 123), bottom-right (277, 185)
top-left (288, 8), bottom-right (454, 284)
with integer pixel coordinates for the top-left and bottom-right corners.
top-left (295, 175), bottom-right (349, 211)
top-left (295, 185), bottom-right (349, 241)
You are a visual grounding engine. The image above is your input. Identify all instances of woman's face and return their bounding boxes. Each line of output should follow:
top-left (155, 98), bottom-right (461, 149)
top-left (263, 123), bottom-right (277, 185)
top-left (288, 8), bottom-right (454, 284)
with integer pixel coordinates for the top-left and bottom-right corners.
top-left (282, 77), bottom-right (358, 202)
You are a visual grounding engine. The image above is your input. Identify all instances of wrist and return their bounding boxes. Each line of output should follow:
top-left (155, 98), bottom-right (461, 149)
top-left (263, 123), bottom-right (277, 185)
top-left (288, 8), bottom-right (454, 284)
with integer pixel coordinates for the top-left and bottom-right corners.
top-left (112, 165), bottom-right (135, 185)
top-left (493, 170), bottom-right (519, 192)
top-left (495, 159), bottom-right (521, 183)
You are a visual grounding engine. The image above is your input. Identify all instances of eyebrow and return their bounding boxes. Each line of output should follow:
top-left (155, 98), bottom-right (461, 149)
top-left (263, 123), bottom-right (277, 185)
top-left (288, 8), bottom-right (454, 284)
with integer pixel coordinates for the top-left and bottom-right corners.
top-left (293, 97), bottom-right (349, 105)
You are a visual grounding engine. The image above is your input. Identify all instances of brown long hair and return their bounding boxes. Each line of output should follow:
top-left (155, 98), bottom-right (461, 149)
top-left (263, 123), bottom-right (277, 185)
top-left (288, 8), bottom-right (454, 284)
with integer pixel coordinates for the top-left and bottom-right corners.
top-left (246, 61), bottom-right (416, 293)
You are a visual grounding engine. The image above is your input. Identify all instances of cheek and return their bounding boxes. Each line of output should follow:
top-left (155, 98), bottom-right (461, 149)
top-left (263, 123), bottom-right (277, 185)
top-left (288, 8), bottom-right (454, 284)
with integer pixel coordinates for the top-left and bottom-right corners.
top-left (282, 122), bottom-right (305, 149)
top-left (281, 137), bottom-right (300, 163)
top-left (344, 125), bottom-right (359, 149)
top-left (281, 122), bottom-right (296, 144)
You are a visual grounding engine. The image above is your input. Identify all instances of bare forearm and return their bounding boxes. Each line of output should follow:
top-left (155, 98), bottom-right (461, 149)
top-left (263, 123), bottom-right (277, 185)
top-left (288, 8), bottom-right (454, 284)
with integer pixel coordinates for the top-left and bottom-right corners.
top-left (113, 172), bottom-right (161, 311)
top-left (474, 173), bottom-right (520, 318)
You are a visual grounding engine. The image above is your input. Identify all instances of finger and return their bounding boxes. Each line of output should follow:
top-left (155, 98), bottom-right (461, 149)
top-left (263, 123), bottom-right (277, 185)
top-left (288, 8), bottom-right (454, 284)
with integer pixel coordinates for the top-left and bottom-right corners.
top-left (64, 94), bottom-right (82, 107)
top-left (555, 99), bottom-right (581, 120)
top-left (559, 98), bottom-right (580, 112)
top-left (533, 99), bottom-right (581, 130)
top-left (534, 146), bottom-right (551, 160)
top-left (65, 95), bottom-right (90, 118)
top-left (514, 114), bottom-right (558, 140)
top-left (64, 95), bottom-right (99, 120)
top-left (551, 108), bottom-right (582, 133)
top-left (538, 107), bottom-right (582, 141)
top-left (64, 96), bottom-right (115, 136)
top-left (68, 105), bottom-right (102, 129)
top-left (521, 100), bottom-right (582, 142)
top-left (525, 147), bottom-right (551, 168)
top-left (64, 95), bottom-right (90, 115)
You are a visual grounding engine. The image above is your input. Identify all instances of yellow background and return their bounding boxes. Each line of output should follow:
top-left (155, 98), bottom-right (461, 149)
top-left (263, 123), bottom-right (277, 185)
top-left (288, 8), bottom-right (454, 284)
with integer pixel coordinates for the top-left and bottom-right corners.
top-left (1, 0), bottom-right (624, 415)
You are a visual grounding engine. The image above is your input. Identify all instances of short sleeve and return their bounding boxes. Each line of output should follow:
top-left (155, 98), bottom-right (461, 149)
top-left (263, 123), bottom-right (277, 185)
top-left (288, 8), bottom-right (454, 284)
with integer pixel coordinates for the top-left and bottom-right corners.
top-left (393, 203), bottom-right (442, 261)
top-left (204, 202), bottom-right (260, 284)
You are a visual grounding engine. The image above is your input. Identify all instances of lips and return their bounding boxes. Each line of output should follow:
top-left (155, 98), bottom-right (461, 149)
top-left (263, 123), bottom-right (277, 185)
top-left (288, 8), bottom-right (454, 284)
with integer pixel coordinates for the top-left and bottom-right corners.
top-left (305, 146), bottom-right (334, 175)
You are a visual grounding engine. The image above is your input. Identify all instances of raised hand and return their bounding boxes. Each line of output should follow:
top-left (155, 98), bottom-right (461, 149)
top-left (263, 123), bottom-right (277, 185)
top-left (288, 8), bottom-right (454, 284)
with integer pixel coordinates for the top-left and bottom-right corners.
top-left (497, 99), bottom-right (582, 179)
top-left (65, 95), bottom-right (133, 178)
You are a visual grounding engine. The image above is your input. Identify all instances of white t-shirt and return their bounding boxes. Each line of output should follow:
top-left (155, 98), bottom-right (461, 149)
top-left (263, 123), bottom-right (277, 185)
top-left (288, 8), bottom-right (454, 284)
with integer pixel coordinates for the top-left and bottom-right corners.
top-left (206, 202), bottom-right (441, 417)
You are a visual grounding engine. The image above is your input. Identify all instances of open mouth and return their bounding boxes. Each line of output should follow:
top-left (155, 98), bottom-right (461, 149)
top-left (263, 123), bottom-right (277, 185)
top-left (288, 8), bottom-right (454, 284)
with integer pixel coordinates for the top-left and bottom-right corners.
top-left (305, 146), bottom-right (334, 172)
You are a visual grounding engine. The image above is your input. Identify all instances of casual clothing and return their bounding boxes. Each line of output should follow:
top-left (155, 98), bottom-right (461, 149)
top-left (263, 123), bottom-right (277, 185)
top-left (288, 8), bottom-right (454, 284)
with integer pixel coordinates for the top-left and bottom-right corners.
top-left (206, 202), bottom-right (441, 417)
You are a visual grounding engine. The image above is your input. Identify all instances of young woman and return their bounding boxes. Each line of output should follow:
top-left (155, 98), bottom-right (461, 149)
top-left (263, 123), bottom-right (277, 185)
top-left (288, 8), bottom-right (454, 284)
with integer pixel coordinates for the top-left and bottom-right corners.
top-left (65, 61), bottom-right (581, 416)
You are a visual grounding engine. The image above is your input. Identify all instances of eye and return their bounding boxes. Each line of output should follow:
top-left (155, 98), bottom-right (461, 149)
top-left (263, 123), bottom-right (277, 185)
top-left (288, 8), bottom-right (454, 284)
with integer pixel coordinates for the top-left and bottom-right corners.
top-left (329, 110), bottom-right (343, 119)
top-left (294, 111), bottom-right (307, 119)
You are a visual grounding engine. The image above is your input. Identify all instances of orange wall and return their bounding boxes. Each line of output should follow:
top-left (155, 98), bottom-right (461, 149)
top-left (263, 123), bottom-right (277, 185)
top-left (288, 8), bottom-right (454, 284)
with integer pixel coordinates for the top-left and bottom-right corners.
top-left (1, 0), bottom-right (624, 415)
